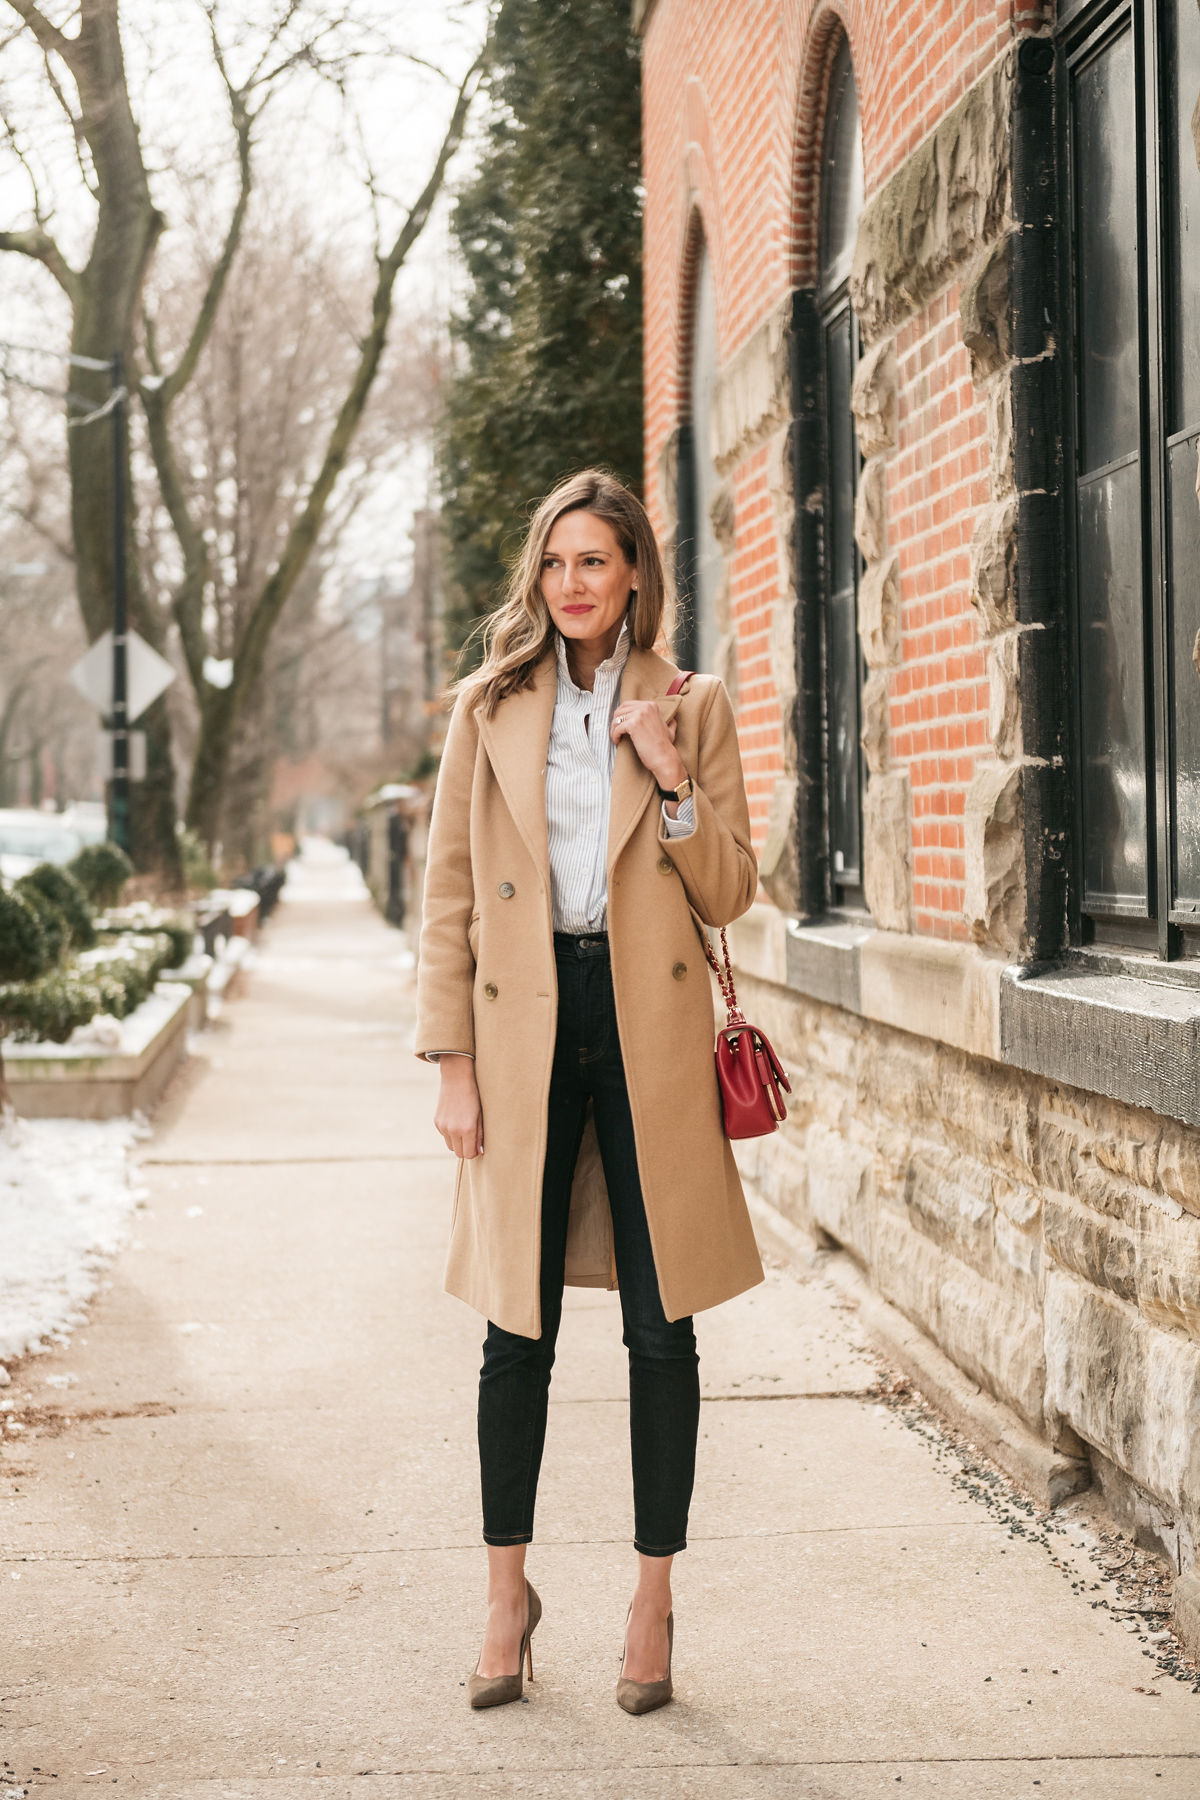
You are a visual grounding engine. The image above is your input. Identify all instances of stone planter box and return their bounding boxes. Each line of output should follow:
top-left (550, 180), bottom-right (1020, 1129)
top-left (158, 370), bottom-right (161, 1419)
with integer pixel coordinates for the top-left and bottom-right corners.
top-left (206, 887), bottom-right (260, 938)
top-left (161, 951), bottom-right (214, 1030)
top-left (207, 936), bottom-right (250, 1007)
top-left (2, 981), bottom-right (192, 1120)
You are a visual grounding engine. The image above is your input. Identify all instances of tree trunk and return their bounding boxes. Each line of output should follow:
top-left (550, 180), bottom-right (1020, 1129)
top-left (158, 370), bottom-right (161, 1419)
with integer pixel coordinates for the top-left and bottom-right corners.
top-left (184, 688), bottom-right (239, 859)
top-left (62, 0), bottom-right (179, 879)
top-left (131, 694), bottom-right (182, 886)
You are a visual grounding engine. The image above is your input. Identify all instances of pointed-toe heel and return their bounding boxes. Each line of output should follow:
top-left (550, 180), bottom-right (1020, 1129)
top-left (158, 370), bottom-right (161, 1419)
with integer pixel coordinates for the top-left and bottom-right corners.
top-left (467, 1580), bottom-right (542, 1710)
top-left (616, 1608), bottom-right (673, 1715)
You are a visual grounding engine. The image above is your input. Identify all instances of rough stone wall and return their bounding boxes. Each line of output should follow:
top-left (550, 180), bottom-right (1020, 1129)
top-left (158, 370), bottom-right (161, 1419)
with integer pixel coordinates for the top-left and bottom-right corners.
top-left (736, 969), bottom-right (1200, 1575)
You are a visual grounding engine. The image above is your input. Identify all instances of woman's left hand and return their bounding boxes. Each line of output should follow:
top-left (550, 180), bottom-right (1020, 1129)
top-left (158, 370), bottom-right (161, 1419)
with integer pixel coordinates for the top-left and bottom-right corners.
top-left (611, 700), bottom-right (687, 793)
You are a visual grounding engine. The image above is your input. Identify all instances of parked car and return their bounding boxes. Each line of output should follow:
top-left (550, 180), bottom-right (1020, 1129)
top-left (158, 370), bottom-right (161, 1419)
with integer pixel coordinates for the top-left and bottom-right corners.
top-left (0, 806), bottom-right (108, 880)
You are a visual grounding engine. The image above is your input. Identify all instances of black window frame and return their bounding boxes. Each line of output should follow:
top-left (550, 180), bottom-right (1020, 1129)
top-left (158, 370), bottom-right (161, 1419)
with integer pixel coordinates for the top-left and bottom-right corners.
top-left (675, 235), bottom-right (720, 674)
top-left (1059, 0), bottom-right (1200, 961)
top-left (816, 36), bottom-right (867, 913)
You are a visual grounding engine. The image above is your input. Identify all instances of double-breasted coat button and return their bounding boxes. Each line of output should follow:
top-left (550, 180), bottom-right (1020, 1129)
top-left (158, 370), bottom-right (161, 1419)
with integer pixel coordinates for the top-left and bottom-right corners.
top-left (672, 961), bottom-right (687, 981)
top-left (483, 982), bottom-right (498, 999)
top-left (498, 881), bottom-right (515, 898)
top-left (656, 855), bottom-right (673, 874)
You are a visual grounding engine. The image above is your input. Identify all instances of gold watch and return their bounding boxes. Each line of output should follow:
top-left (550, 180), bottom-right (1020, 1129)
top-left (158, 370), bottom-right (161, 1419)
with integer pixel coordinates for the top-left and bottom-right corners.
top-left (658, 775), bottom-right (693, 804)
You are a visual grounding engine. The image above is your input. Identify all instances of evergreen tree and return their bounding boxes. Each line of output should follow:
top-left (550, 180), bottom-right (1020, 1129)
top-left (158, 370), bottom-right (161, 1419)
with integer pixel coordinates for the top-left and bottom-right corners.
top-left (441, 0), bottom-right (643, 650)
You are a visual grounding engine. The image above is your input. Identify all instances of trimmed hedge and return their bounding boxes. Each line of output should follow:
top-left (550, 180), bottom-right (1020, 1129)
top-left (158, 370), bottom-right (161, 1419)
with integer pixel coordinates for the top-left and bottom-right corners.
top-left (96, 910), bottom-right (193, 970)
top-left (19, 863), bottom-right (96, 950)
top-left (68, 840), bottom-right (133, 909)
top-left (13, 881), bottom-right (66, 966)
top-left (0, 930), bottom-right (178, 1044)
top-left (0, 887), bottom-right (50, 984)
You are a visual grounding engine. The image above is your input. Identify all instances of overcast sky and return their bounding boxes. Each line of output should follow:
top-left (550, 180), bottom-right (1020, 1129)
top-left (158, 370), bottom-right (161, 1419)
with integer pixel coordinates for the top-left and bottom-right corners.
top-left (1, 0), bottom-right (493, 591)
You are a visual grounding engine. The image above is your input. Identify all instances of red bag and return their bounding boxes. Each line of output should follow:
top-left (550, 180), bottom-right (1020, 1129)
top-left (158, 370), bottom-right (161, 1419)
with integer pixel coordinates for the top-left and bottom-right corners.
top-left (700, 925), bottom-right (792, 1139)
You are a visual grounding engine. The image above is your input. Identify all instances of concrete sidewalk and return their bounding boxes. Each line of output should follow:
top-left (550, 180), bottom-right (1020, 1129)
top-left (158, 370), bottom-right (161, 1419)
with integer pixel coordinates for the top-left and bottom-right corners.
top-left (3, 846), bottom-right (1200, 1798)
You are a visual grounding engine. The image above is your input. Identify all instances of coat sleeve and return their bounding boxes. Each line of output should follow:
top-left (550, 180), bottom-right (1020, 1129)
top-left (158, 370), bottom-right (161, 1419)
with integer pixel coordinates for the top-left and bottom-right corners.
top-left (414, 693), bottom-right (479, 1060)
top-left (657, 677), bottom-right (758, 927)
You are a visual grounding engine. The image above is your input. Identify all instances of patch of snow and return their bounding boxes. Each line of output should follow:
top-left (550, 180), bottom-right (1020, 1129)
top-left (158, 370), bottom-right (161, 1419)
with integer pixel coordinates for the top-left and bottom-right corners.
top-left (67, 1013), bottom-right (124, 1051)
top-left (0, 1112), bottom-right (147, 1366)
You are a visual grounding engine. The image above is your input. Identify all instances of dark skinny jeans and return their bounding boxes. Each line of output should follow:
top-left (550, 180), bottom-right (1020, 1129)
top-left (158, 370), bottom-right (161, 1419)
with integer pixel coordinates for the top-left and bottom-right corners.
top-left (477, 932), bottom-right (700, 1556)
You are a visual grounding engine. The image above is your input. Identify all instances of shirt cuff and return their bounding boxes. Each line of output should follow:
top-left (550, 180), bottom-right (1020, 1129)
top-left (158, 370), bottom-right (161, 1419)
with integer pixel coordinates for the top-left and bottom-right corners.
top-left (661, 796), bottom-right (695, 838)
top-left (424, 1051), bottom-right (476, 1062)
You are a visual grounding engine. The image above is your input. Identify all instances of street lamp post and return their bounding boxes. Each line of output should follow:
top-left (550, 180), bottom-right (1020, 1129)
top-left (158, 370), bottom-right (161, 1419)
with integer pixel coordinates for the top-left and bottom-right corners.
top-left (108, 352), bottom-right (131, 855)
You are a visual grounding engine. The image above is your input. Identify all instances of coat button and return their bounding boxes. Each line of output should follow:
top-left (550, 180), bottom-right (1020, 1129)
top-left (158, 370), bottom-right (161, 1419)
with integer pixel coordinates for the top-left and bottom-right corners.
top-left (672, 961), bottom-right (687, 981)
top-left (483, 982), bottom-right (498, 999)
top-left (498, 881), bottom-right (515, 898)
top-left (657, 856), bottom-right (673, 874)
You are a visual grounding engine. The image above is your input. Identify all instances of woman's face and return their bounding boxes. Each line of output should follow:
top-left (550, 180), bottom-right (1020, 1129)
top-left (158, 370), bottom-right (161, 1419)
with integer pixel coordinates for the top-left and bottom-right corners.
top-left (540, 510), bottom-right (635, 650)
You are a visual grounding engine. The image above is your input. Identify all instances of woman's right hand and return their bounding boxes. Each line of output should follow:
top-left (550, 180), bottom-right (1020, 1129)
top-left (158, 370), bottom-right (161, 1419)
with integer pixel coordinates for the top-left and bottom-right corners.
top-left (434, 1055), bottom-right (484, 1159)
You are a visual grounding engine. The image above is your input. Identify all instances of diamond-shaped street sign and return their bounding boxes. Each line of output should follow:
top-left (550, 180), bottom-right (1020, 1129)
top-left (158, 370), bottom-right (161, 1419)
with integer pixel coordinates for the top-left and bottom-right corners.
top-left (69, 629), bottom-right (176, 722)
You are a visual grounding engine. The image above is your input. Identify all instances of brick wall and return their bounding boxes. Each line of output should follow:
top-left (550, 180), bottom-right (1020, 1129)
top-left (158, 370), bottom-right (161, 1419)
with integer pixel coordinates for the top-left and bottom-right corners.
top-left (642, 0), bottom-right (1052, 933)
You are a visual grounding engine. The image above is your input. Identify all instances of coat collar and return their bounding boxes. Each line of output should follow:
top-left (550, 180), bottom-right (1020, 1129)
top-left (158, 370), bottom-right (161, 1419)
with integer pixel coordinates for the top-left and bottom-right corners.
top-left (475, 641), bottom-right (689, 884)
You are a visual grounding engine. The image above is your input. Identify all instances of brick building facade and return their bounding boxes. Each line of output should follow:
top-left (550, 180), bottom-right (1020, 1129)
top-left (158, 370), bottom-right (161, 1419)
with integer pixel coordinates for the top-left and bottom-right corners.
top-left (637, 0), bottom-right (1200, 1650)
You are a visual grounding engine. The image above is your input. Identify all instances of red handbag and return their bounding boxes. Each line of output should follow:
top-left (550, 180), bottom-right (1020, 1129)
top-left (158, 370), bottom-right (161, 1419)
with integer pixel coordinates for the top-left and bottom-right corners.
top-left (665, 668), bottom-right (791, 1138)
top-left (700, 925), bottom-right (792, 1137)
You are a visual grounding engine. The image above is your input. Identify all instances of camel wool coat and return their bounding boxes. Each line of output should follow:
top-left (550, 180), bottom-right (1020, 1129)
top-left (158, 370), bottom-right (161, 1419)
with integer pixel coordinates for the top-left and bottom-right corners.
top-left (414, 641), bottom-right (765, 1338)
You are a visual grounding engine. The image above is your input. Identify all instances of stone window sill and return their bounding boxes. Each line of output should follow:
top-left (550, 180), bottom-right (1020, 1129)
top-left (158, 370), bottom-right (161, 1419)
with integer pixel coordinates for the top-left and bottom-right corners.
top-left (1000, 957), bottom-right (1200, 1129)
top-left (725, 905), bottom-right (1004, 1063)
top-left (727, 904), bottom-right (1200, 1121)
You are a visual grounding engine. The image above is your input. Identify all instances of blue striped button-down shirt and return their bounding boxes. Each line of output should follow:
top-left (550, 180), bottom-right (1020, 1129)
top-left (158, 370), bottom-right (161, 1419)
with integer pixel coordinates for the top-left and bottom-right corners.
top-left (547, 624), bottom-right (694, 934)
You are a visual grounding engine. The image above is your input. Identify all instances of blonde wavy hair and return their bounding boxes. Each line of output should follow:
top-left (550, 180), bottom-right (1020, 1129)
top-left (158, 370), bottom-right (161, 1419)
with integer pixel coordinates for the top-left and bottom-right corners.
top-left (453, 469), bottom-right (672, 718)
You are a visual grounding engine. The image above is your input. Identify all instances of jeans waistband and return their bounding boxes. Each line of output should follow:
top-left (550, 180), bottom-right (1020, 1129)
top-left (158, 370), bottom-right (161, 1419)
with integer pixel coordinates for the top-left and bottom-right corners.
top-left (553, 930), bottom-right (610, 958)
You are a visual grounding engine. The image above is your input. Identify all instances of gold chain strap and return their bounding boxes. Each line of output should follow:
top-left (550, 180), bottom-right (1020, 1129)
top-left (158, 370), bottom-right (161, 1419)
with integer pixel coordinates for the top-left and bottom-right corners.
top-left (701, 926), bottom-right (746, 1027)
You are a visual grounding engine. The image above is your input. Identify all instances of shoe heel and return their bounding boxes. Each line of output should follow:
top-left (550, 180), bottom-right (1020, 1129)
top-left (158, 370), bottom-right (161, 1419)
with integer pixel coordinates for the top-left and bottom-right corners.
top-left (525, 1635), bottom-right (534, 1680)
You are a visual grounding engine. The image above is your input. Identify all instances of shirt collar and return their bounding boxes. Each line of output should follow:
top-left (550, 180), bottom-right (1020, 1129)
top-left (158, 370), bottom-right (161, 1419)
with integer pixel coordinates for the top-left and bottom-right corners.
top-left (555, 616), bottom-right (632, 694)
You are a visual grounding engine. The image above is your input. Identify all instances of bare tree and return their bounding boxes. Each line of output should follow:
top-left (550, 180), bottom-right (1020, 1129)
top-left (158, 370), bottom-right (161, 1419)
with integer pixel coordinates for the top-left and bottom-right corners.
top-left (0, 0), bottom-right (486, 871)
top-left (0, 517), bottom-right (95, 809)
top-left (139, 193), bottom-right (445, 857)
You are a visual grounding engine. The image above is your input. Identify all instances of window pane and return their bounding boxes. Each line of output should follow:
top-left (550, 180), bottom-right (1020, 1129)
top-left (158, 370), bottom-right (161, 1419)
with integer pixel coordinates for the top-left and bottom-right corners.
top-left (1169, 434), bottom-right (1200, 909)
top-left (827, 583), bottom-right (862, 887)
top-left (1077, 463), bottom-right (1150, 911)
top-left (825, 307), bottom-right (861, 888)
top-left (1169, 0), bottom-right (1200, 432)
top-left (819, 40), bottom-right (864, 296)
top-left (688, 243), bottom-right (721, 670)
top-left (1074, 28), bottom-right (1141, 473)
top-left (826, 312), bottom-right (856, 598)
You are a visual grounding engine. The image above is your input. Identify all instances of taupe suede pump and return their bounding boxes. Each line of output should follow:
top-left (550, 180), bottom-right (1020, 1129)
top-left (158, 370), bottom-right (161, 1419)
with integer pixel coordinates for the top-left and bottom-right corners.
top-left (467, 1580), bottom-right (542, 1710)
top-left (616, 1608), bottom-right (673, 1715)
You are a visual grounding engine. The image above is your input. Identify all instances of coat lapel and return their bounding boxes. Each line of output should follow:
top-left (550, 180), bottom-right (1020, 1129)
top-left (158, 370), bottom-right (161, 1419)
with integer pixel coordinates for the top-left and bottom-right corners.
top-left (476, 649), bottom-right (557, 880)
top-left (477, 641), bottom-right (689, 889)
top-left (606, 647), bottom-right (687, 875)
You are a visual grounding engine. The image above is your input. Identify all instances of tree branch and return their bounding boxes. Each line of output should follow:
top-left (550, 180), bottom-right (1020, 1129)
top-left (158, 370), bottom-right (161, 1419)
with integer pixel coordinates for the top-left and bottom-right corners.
top-left (38, 41), bottom-right (95, 198)
top-left (228, 46), bottom-right (485, 697)
top-left (159, 14), bottom-right (254, 406)
top-left (0, 224), bottom-right (79, 299)
top-left (3, 0), bottom-right (73, 64)
top-left (6, 503), bottom-right (75, 566)
top-left (140, 322), bottom-right (210, 698)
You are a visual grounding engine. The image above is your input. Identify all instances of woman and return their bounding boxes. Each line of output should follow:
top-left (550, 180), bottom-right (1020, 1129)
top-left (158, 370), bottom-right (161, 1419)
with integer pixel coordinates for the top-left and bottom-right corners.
top-left (415, 468), bottom-right (763, 1714)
